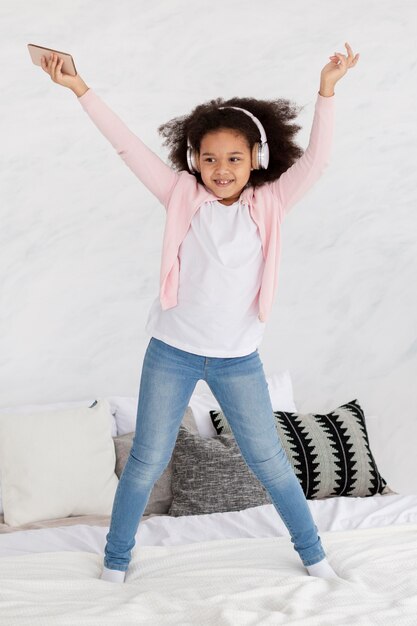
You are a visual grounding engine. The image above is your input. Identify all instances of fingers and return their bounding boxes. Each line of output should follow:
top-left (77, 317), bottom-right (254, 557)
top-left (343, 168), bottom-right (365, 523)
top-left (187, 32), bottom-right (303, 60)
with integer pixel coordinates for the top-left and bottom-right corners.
top-left (333, 42), bottom-right (360, 68)
top-left (345, 42), bottom-right (354, 60)
top-left (345, 42), bottom-right (360, 65)
top-left (51, 53), bottom-right (58, 80)
top-left (40, 52), bottom-right (62, 80)
top-left (40, 54), bottom-right (53, 75)
top-left (57, 57), bottom-right (64, 77)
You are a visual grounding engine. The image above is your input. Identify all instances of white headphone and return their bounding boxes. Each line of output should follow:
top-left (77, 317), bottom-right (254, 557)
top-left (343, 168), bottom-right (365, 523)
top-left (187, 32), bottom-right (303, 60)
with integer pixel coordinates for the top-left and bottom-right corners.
top-left (186, 106), bottom-right (270, 173)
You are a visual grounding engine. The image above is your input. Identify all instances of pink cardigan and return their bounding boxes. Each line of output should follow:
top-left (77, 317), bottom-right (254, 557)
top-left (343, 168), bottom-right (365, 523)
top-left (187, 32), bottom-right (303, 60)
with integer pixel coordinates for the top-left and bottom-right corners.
top-left (78, 89), bottom-right (335, 323)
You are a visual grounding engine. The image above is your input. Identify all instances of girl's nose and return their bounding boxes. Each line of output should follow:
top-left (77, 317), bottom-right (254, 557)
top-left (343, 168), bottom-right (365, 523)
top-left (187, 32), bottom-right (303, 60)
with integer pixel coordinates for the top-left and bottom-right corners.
top-left (215, 162), bottom-right (231, 173)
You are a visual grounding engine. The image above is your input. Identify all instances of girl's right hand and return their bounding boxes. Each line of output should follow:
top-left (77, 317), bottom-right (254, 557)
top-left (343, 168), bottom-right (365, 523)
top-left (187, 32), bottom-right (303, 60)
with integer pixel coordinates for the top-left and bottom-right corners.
top-left (40, 52), bottom-right (82, 91)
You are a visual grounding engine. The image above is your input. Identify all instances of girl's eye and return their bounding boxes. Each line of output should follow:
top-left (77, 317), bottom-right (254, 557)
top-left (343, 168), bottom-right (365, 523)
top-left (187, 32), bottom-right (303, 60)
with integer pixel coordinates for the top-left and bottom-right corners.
top-left (204, 157), bottom-right (240, 162)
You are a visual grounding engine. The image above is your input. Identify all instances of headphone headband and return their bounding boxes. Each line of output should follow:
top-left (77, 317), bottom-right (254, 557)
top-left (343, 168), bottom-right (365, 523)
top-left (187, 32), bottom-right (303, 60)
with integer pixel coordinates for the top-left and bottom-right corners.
top-left (186, 105), bottom-right (269, 173)
top-left (218, 106), bottom-right (268, 145)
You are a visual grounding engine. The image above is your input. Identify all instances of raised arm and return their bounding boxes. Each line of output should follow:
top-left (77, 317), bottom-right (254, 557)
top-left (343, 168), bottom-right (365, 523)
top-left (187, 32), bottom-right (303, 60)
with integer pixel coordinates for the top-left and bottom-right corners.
top-left (270, 89), bottom-right (335, 218)
top-left (271, 42), bottom-right (359, 219)
top-left (76, 88), bottom-right (179, 208)
top-left (40, 53), bottom-right (179, 209)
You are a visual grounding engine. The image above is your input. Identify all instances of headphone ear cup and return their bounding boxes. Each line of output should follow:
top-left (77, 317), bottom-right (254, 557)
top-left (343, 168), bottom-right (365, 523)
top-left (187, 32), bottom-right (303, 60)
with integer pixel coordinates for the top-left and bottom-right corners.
top-left (260, 142), bottom-right (269, 169)
top-left (252, 141), bottom-right (269, 170)
top-left (192, 149), bottom-right (200, 173)
top-left (187, 146), bottom-right (195, 173)
top-left (188, 147), bottom-right (200, 173)
top-left (251, 142), bottom-right (260, 170)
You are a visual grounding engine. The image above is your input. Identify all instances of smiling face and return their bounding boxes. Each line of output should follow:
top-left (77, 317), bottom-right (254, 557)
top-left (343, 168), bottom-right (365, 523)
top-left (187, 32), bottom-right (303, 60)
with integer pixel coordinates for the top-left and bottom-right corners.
top-left (198, 129), bottom-right (253, 205)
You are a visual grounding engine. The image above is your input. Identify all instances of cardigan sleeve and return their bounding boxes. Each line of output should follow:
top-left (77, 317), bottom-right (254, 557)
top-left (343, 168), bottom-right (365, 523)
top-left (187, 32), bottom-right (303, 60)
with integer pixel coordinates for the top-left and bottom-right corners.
top-left (269, 92), bottom-right (335, 218)
top-left (77, 88), bottom-right (179, 209)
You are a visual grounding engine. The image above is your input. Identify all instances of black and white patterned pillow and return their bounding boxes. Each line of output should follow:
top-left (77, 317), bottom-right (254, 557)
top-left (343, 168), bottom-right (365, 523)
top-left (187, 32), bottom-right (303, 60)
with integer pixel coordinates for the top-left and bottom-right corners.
top-left (210, 399), bottom-right (393, 499)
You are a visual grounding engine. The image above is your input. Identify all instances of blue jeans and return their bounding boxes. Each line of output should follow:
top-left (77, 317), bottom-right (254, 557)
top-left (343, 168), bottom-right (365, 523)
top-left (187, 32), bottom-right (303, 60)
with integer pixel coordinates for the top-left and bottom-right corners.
top-left (104, 337), bottom-right (327, 571)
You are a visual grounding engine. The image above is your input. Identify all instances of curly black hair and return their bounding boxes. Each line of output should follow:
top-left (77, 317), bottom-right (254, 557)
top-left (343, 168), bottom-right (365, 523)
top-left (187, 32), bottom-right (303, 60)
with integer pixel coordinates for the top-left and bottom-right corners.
top-left (157, 95), bottom-right (307, 189)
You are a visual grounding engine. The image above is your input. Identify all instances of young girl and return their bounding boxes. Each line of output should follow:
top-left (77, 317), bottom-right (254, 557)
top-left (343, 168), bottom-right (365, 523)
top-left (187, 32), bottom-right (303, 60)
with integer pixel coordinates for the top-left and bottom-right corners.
top-left (41, 43), bottom-right (359, 583)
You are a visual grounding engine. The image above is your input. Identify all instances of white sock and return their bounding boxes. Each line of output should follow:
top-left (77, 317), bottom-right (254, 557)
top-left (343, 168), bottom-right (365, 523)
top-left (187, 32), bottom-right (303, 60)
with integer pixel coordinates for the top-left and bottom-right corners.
top-left (305, 557), bottom-right (339, 579)
top-left (100, 565), bottom-right (127, 583)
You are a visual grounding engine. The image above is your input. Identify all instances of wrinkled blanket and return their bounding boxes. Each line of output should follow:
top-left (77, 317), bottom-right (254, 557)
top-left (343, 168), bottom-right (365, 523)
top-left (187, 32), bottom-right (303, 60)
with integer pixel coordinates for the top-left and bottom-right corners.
top-left (0, 523), bottom-right (417, 625)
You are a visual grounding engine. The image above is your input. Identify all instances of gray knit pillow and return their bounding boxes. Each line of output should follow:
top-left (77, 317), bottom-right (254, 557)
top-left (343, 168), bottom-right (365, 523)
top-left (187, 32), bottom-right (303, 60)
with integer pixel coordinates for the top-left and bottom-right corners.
top-left (210, 398), bottom-right (395, 499)
top-left (168, 426), bottom-right (271, 517)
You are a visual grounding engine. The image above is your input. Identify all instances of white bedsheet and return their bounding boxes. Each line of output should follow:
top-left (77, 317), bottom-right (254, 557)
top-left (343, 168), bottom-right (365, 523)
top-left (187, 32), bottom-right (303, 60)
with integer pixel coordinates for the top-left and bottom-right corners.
top-left (0, 523), bottom-right (417, 625)
top-left (1, 493), bottom-right (417, 560)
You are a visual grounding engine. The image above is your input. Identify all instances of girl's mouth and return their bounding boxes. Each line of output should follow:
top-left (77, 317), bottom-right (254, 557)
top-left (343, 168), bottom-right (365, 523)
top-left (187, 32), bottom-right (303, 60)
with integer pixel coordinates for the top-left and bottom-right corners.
top-left (214, 180), bottom-right (234, 187)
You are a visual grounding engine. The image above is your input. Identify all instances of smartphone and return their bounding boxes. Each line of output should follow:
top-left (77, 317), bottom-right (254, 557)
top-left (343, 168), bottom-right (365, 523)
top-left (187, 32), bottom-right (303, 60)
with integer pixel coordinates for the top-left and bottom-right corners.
top-left (27, 43), bottom-right (77, 76)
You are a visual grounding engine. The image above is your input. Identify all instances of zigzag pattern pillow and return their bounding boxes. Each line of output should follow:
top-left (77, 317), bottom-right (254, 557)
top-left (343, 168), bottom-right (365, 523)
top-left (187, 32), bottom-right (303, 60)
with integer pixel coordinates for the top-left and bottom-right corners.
top-left (210, 399), bottom-right (392, 499)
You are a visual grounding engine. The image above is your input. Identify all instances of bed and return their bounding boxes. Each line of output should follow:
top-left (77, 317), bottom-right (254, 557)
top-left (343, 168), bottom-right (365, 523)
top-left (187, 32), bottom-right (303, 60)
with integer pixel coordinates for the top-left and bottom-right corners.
top-left (1, 372), bottom-right (416, 625)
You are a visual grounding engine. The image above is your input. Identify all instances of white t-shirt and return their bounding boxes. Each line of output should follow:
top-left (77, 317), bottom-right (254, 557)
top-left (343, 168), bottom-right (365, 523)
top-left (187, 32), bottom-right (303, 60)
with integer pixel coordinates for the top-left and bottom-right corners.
top-left (145, 199), bottom-right (266, 357)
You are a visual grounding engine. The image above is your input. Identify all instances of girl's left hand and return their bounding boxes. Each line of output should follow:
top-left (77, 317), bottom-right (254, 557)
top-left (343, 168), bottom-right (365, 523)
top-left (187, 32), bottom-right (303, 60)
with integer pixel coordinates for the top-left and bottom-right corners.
top-left (321, 42), bottom-right (360, 85)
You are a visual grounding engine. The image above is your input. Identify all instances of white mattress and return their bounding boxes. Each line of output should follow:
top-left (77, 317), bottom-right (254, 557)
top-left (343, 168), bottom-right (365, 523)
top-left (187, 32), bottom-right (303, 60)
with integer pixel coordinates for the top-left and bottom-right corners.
top-left (1, 520), bottom-right (417, 624)
top-left (1, 493), bottom-right (416, 559)
top-left (2, 494), bottom-right (417, 624)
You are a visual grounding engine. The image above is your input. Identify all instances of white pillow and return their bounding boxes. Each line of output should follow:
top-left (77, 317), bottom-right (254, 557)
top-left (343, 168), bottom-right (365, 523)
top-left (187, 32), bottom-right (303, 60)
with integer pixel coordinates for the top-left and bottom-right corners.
top-left (108, 371), bottom-right (297, 438)
top-left (0, 398), bottom-right (117, 516)
top-left (0, 399), bottom-right (118, 527)
top-left (266, 371), bottom-right (298, 411)
top-left (107, 396), bottom-right (138, 436)
top-left (0, 398), bottom-right (117, 436)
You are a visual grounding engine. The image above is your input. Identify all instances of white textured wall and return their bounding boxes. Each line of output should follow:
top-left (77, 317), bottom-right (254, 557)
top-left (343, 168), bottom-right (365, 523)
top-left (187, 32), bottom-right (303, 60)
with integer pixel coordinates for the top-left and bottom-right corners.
top-left (1, 0), bottom-right (416, 492)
